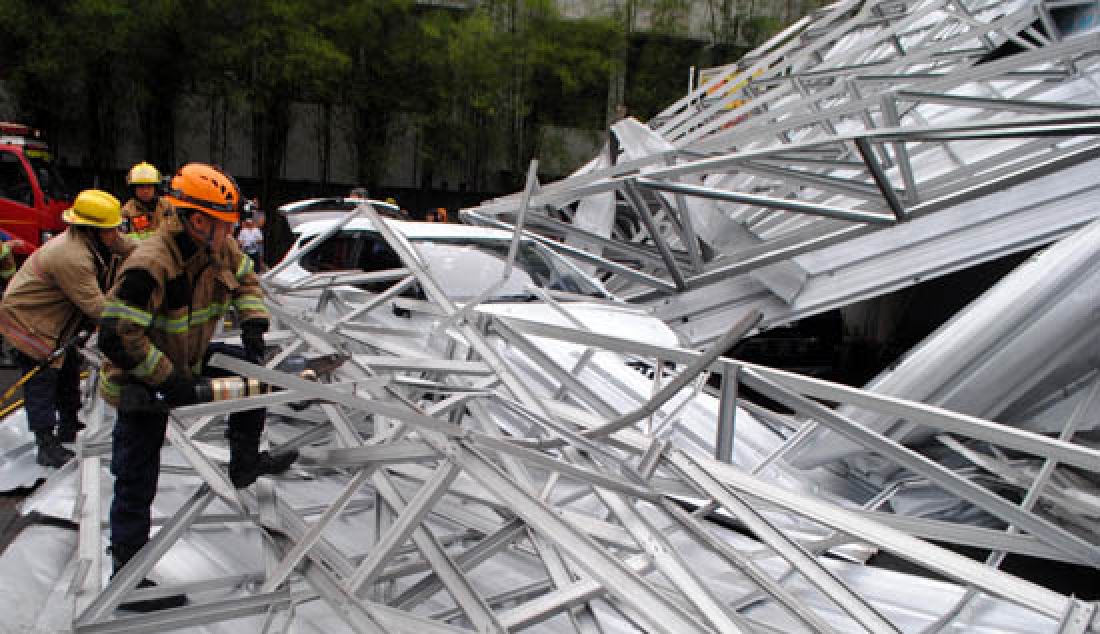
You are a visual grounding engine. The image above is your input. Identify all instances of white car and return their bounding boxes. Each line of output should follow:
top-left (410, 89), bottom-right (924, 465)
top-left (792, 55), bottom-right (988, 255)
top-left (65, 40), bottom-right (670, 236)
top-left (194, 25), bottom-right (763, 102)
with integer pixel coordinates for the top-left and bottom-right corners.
top-left (272, 217), bottom-right (683, 349)
top-left (277, 197), bottom-right (409, 229)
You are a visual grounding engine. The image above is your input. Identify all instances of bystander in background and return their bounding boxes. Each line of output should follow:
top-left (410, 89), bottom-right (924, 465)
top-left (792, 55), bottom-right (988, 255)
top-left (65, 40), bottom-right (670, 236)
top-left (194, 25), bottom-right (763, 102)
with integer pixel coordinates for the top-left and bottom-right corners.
top-left (237, 218), bottom-right (264, 272)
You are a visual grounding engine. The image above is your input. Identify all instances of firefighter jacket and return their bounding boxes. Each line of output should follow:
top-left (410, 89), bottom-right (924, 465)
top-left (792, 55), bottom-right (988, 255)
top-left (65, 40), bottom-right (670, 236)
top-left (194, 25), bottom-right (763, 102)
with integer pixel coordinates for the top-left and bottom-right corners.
top-left (0, 228), bottom-right (136, 363)
top-left (98, 226), bottom-right (268, 406)
top-left (121, 197), bottom-right (178, 239)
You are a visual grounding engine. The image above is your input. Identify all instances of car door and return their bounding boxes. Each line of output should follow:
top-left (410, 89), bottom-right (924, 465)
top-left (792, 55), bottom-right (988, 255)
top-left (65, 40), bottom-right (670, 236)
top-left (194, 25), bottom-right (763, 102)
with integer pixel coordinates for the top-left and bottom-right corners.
top-left (0, 149), bottom-right (40, 248)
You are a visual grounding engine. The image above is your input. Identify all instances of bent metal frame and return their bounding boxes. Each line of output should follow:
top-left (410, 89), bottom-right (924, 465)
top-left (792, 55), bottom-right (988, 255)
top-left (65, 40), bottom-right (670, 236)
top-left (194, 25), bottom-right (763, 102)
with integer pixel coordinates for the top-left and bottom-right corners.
top-left (55, 0), bottom-right (1100, 629)
top-left (58, 200), bottom-right (1100, 632)
top-left (462, 0), bottom-right (1100, 347)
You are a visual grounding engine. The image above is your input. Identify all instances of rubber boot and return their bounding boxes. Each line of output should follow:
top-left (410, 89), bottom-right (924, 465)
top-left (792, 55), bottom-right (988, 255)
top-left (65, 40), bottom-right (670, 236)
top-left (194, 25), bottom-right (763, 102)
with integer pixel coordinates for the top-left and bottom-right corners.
top-left (110, 544), bottom-right (188, 612)
top-left (228, 430), bottom-right (298, 489)
top-left (35, 431), bottom-right (74, 467)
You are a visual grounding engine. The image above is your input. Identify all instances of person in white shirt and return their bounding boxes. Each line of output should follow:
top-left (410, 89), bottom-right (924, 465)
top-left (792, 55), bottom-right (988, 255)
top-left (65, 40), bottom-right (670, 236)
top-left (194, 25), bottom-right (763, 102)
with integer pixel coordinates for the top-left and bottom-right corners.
top-left (237, 218), bottom-right (263, 268)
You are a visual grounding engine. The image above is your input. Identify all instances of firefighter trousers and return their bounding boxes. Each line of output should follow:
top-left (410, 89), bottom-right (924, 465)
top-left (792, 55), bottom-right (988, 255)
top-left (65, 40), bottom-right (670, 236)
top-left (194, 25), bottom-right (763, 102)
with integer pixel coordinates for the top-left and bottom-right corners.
top-left (17, 349), bottom-right (81, 435)
top-left (109, 344), bottom-right (264, 551)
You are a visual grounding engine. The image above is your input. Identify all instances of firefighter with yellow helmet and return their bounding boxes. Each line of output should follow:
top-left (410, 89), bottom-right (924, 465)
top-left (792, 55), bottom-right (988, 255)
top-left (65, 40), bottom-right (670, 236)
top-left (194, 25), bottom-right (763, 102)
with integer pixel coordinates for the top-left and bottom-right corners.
top-left (0, 190), bottom-right (136, 467)
top-left (98, 162), bottom-right (296, 611)
top-left (121, 161), bottom-right (176, 238)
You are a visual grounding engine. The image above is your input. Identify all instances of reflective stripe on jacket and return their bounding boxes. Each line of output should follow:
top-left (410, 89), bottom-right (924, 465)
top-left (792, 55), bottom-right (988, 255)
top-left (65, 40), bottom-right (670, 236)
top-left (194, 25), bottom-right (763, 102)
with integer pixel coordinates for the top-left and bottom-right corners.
top-left (0, 241), bottom-right (16, 280)
top-left (98, 227), bottom-right (268, 405)
top-left (0, 229), bottom-right (136, 362)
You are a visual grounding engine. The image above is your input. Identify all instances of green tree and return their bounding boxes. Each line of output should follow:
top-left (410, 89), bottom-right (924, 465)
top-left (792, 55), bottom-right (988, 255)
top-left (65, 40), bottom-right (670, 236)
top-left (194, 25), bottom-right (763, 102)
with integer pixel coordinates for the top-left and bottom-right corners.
top-left (199, 0), bottom-right (348, 207)
top-left (327, 0), bottom-right (422, 189)
top-left (418, 7), bottom-right (507, 191)
top-left (419, 1), bottom-right (621, 191)
top-left (0, 0), bottom-right (135, 181)
top-left (123, 0), bottom-right (193, 171)
top-left (0, 1), bottom-right (64, 132)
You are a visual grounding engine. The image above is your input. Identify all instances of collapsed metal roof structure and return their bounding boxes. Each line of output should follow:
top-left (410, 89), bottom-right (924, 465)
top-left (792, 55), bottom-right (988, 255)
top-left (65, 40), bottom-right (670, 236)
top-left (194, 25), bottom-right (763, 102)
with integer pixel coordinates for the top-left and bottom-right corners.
top-left (2, 202), bottom-right (1092, 633)
top-left (467, 0), bottom-right (1100, 347)
top-left (1, 0), bottom-right (1099, 632)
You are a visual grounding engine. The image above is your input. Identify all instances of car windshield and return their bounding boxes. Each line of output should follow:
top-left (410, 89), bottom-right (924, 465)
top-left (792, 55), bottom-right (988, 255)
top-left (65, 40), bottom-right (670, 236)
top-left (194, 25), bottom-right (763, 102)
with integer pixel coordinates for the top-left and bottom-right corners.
top-left (415, 239), bottom-right (606, 300)
top-left (297, 230), bottom-right (606, 301)
top-left (25, 152), bottom-right (69, 202)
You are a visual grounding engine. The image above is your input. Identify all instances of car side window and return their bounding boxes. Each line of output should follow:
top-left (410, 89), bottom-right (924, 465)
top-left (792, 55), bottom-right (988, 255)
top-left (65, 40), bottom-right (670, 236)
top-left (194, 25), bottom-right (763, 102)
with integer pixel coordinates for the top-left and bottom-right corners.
top-left (356, 234), bottom-right (420, 296)
top-left (0, 151), bottom-right (33, 206)
top-left (357, 234), bottom-right (403, 273)
top-left (300, 234), bottom-right (360, 272)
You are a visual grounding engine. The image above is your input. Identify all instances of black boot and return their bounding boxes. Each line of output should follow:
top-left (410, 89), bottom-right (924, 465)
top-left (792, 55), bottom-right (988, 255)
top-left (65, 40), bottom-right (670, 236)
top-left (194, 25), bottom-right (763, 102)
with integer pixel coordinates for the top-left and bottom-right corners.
top-left (110, 545), bottom-right (188, 612)
top-left (34, 431), bottom-right (74, 467)
top-left (57, 416), bottom-right (86, 443)
top-left (228, 430), bottom-right (298, 489)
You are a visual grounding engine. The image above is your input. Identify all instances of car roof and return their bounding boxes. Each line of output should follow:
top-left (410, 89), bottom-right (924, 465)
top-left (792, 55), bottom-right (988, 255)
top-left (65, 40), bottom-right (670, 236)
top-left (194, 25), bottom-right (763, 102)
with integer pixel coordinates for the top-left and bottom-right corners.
top-left (279, 197), bottom-right (401, 214)
top-left (293, 216), bottom-right (522, 242)
top-left (278, 198), bottom-right (411, 229)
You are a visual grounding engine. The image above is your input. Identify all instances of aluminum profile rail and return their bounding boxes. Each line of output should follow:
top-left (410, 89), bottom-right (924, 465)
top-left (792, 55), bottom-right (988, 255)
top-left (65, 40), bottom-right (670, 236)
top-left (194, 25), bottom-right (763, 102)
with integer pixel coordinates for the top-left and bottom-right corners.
top-left (48, 205), bottom-right (1098, 633)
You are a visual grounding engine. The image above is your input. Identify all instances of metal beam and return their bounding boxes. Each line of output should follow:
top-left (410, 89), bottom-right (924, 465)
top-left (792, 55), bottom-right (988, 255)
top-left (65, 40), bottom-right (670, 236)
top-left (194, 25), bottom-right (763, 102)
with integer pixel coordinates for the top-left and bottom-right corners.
top-left (451, 442), bottom-right (711, 634)
top-left (740, 368), bottom-right (1100, 567)
top-left (673, 452), bottom-right (902, 634)
top-left (637, 177), bottom-right (896, 225)
top-left (621, 179), bottom-right (689, 290)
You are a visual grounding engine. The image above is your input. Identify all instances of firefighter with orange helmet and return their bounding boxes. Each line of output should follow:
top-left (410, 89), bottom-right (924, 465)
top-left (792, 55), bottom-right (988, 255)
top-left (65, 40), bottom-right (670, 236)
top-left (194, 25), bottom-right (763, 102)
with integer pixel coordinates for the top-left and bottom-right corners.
top-left (98, 163), bottom-right (296, 611)
top-left (121, 162), bottom-right (176, 239)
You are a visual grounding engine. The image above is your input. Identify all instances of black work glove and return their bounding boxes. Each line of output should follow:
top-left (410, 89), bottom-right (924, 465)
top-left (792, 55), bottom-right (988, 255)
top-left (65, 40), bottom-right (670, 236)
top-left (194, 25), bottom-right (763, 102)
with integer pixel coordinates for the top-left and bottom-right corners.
top-left (241, 319), bottom-right (269, 363)
top-left (119, 383), bottom-right (166, 415)
top-left (156, 372), bottom-right (207, 407)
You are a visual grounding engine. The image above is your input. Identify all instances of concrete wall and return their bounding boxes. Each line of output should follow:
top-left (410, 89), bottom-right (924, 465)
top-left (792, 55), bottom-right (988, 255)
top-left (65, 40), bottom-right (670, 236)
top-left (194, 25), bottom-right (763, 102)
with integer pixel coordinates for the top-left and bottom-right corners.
top-left (555, 0), bottom-right (805, 45)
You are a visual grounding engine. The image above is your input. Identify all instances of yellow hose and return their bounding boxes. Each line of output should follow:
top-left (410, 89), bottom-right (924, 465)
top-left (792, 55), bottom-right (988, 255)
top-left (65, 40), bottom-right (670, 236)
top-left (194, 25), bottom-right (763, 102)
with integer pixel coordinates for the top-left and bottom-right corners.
top-left (0, 398), bottom-right (23, 420)
top-left (0, 366), bottom-right (40, 405)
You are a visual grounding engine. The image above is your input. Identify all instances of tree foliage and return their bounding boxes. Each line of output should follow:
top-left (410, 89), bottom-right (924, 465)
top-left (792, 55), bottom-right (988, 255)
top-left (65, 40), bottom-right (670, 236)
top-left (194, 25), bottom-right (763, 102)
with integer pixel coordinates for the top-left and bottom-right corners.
top-left (0, 0), bottom-right (800, 193)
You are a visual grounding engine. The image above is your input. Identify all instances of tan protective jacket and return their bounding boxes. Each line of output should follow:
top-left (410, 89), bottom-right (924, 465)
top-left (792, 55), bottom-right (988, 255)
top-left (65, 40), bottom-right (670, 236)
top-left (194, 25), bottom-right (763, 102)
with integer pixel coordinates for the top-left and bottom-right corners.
top-left (98, 226), bottom-right (268, 405)
top-left (0, 228), bottom-right (136, 362)
top-left (121, 197), bottom-right (178, 239)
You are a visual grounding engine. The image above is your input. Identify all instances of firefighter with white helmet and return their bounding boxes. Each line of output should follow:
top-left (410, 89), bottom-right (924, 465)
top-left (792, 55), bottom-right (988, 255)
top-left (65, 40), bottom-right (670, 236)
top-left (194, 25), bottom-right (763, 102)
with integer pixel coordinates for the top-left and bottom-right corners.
top-left (98, 162), bottom-right (296, 611)
top-left (121, 161), bottom-right (176, 239)
top-left (0, 189), bottom-right (136, 466)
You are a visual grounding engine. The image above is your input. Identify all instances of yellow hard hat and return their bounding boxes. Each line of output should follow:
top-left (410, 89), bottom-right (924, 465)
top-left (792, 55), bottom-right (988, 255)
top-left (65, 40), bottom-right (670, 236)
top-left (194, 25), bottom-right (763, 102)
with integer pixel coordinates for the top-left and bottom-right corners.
top-left (127, 162), bottom-right (160, 186)
top-left (62, 189), bottom-right (122, 228)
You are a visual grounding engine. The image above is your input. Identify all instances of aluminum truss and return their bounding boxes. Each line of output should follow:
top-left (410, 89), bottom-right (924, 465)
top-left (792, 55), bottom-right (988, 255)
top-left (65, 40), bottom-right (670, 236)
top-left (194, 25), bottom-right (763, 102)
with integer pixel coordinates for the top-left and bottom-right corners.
top-left (47, 205), bottom-right (1099, 633)
top-left (461, 0), bottom-right (1100, 347)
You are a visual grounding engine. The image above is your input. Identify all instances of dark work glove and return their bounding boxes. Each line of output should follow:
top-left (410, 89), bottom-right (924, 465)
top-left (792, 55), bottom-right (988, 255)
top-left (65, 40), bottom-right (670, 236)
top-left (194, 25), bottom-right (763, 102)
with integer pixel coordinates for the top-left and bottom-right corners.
top-left (119, 383), bottom-right (167, 415)
top-left (156, 372), bottom-right (206, 407)
top-left (241, 319), bottom-right (269, 363)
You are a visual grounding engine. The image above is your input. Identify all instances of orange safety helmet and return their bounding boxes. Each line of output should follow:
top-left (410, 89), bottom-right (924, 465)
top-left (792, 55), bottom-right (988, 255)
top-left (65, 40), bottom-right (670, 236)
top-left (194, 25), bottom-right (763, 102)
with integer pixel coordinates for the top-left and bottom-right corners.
top-left (163, 163), bottom-right (240, 223)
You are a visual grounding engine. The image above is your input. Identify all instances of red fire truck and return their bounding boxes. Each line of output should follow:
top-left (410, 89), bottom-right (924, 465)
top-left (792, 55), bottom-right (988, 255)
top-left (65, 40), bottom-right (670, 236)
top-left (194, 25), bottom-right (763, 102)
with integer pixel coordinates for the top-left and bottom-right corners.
top-left (0, 122), bottom-right (70, 255)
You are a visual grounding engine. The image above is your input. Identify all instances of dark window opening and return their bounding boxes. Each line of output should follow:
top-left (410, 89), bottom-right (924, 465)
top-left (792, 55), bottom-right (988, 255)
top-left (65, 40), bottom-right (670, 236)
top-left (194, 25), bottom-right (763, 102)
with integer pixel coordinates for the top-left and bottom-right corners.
top-left (0, 151), bottom-right (34, 207)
